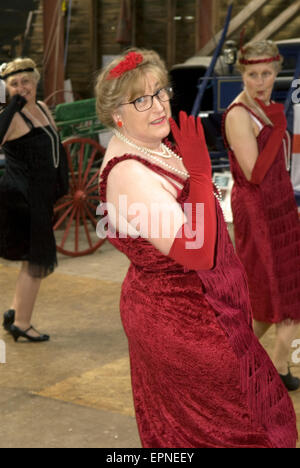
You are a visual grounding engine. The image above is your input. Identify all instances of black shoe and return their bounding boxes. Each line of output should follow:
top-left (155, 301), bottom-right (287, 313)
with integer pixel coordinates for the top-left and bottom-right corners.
top-left (279, 370), bottom-right (300, 392)
top-left (3, 309), bottom-right (15, 331)
top-left (9, 325), bottom-right (50, 343)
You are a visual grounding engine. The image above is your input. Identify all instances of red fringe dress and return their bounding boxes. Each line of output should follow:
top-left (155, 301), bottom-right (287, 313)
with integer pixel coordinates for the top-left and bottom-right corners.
top-left (99, 153), bottom-right (297, 448)
top-left (223, 103), bottom-right (300, 324)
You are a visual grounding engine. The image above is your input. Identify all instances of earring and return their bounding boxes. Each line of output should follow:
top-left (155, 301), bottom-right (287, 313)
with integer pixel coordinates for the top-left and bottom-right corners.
top-left (117, 120), bottom-right (123, 128)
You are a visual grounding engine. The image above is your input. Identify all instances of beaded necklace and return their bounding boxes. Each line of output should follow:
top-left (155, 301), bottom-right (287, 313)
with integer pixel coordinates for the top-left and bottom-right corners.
top-left (24, 106), bottom-right (60, 169)
top-left (114, 129), bottom-right (188, 177)
top-left (113, 129), bottom-right (223, 204)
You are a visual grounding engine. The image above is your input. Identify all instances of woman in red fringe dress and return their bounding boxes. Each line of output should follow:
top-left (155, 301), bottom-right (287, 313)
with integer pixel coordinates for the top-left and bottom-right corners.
top-left (96, 48), bottom-right (297, 448)
top-left (223, 40), bottom-right (300, 392)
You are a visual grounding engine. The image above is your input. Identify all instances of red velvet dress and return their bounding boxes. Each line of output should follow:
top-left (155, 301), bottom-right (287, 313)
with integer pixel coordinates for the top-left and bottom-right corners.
top-left (99, 154), bottom-right (297, 448)
top-left (223, 103), bottom-right (300, 324)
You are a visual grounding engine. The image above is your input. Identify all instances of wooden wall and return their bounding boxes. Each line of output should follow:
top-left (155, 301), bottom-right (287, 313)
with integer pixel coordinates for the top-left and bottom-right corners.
top-left (217, 0), bottom-right (300, 43)
top-left (0, 0), bottom-right (39, 62)
top-left (25, 0), bottom-right (300, 101)
top-left (64, 0), bottom-right (92, 97)
top-left (26, 0), bottom-right (95, 100)
top-left (96, 0), bottom-right (197, 68)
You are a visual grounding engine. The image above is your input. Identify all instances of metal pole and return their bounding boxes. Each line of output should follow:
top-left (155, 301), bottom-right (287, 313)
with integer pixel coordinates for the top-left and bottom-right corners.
top-left (192, 3), bottom-right (233, 116)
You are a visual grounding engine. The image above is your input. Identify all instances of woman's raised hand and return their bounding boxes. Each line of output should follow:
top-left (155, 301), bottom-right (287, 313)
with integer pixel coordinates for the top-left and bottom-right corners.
top-left (255, 99), bottom-right (287, 130)
top-left (169, 111), bottom-right (212, 180)
top-left (0, 94), bottom-right (27, 143)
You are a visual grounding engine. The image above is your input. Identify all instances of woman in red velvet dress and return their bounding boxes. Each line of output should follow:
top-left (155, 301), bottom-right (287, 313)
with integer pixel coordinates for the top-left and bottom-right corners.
top-left (223, 40), bottom-right (300, 391)
top-left (96, 48), bottom-right (297, 448)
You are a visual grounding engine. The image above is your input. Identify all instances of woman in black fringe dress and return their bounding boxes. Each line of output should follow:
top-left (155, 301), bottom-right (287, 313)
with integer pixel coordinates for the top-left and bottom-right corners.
top-left (0, 58), bottom-right (68, 342)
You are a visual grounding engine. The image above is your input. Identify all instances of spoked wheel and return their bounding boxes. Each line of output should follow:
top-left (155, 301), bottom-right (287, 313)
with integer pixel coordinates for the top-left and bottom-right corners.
top-left (54, 137), bottom-right (106, 257)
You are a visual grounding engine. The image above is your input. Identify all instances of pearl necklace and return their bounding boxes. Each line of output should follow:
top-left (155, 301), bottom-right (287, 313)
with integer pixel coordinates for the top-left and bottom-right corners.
top-left (113, 129), bottom-right (223, 204)
top-left (114, 128), bottom-right (180, 160)
top-left (24, 107), bottom-right (60, 169)
top-left (114, 129), bottom-right (188, 177)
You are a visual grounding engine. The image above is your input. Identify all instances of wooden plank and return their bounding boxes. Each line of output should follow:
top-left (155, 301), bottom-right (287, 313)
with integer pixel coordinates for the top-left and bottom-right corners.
top-left (196, 0), bottom-right (270, 56)
top-left (89, 0), bottom-right (99, 71)
top-left (134, 0), bottom-right (168, 63)
top-left (166, 0), bottom-right (176, 68)
top-left (250, 0), bottom-right (300, 42)
top-left (175, 0), bottom-right (197, 64)
top-left (131, 0), bottom-right (137, 46)
top-left (43, 0), bottom-right (65, 104)
top-left (195, 0), bottom-right (215, 51)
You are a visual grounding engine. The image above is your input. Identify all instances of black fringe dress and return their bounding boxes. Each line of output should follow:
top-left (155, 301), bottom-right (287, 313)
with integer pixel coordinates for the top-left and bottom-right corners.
top-left (0, 104), bottom-right (69, 278)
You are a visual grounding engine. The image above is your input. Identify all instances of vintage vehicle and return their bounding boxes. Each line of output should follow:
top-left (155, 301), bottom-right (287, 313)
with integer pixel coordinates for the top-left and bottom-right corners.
top-left (169, 37), bottom-right (300, 218)
top-left (52, 99), bottom-right (107, 257)
top-left (170, 38), bottom-right (300, 151)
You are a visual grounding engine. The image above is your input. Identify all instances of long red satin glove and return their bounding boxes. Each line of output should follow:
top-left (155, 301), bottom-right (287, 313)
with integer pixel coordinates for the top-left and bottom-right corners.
top-left (168, 111), bottom-right (217, 271)
top-left (250, 99), bottom-right (287, 185)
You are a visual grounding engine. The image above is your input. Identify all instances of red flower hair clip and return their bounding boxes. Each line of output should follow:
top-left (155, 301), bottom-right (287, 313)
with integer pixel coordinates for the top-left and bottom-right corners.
top-left (107, 52), bottom-right (144, 80)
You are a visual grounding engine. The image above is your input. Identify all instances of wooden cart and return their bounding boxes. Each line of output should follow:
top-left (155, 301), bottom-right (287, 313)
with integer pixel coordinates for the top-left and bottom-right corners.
top-left (53, 98), bottom-right (107, 257)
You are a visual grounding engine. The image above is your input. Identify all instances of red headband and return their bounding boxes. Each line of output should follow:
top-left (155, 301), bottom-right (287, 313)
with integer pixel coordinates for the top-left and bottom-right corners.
top-left (239, 55), bottom-right (281, 65)
top-left (107, 52), bottom-right (143, 80)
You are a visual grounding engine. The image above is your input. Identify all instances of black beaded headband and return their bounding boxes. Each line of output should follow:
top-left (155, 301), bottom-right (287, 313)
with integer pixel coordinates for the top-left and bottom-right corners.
top-left (0, 67), bottom-right (34, 81)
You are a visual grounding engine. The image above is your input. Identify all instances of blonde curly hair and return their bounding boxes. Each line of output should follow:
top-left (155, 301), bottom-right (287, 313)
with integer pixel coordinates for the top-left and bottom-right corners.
top-left (237, 40), bottom-right (283, 74)
top-left (95, 48), bottom-right (169, 129)
top-left (1, 57), bottom-right (40, 83)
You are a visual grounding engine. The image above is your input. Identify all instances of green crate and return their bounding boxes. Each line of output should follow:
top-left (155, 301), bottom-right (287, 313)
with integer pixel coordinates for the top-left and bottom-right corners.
top-left (55, 98), bottom-right (106, 140)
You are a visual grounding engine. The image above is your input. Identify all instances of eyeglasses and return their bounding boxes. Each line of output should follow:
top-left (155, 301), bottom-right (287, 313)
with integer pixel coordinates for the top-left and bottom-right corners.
top-left (120, 87), bottom-right (174, 112)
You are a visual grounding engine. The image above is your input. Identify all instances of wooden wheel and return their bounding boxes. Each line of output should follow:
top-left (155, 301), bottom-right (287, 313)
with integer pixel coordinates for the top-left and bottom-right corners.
top-left (54, 137), bottom-right (106, 257)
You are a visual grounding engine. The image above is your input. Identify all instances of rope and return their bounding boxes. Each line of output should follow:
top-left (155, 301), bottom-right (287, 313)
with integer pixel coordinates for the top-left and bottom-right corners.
top-left (64, 0), bottom-right (73, 69)
top-left (43, 0), bottom-right (61, 68)
top-left (53, 7), bottom-right (61, 93)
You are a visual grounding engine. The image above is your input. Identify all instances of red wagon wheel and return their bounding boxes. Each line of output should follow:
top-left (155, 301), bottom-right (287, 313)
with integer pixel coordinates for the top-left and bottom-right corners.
top-left (54, 137), bottom-right (106, 257)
